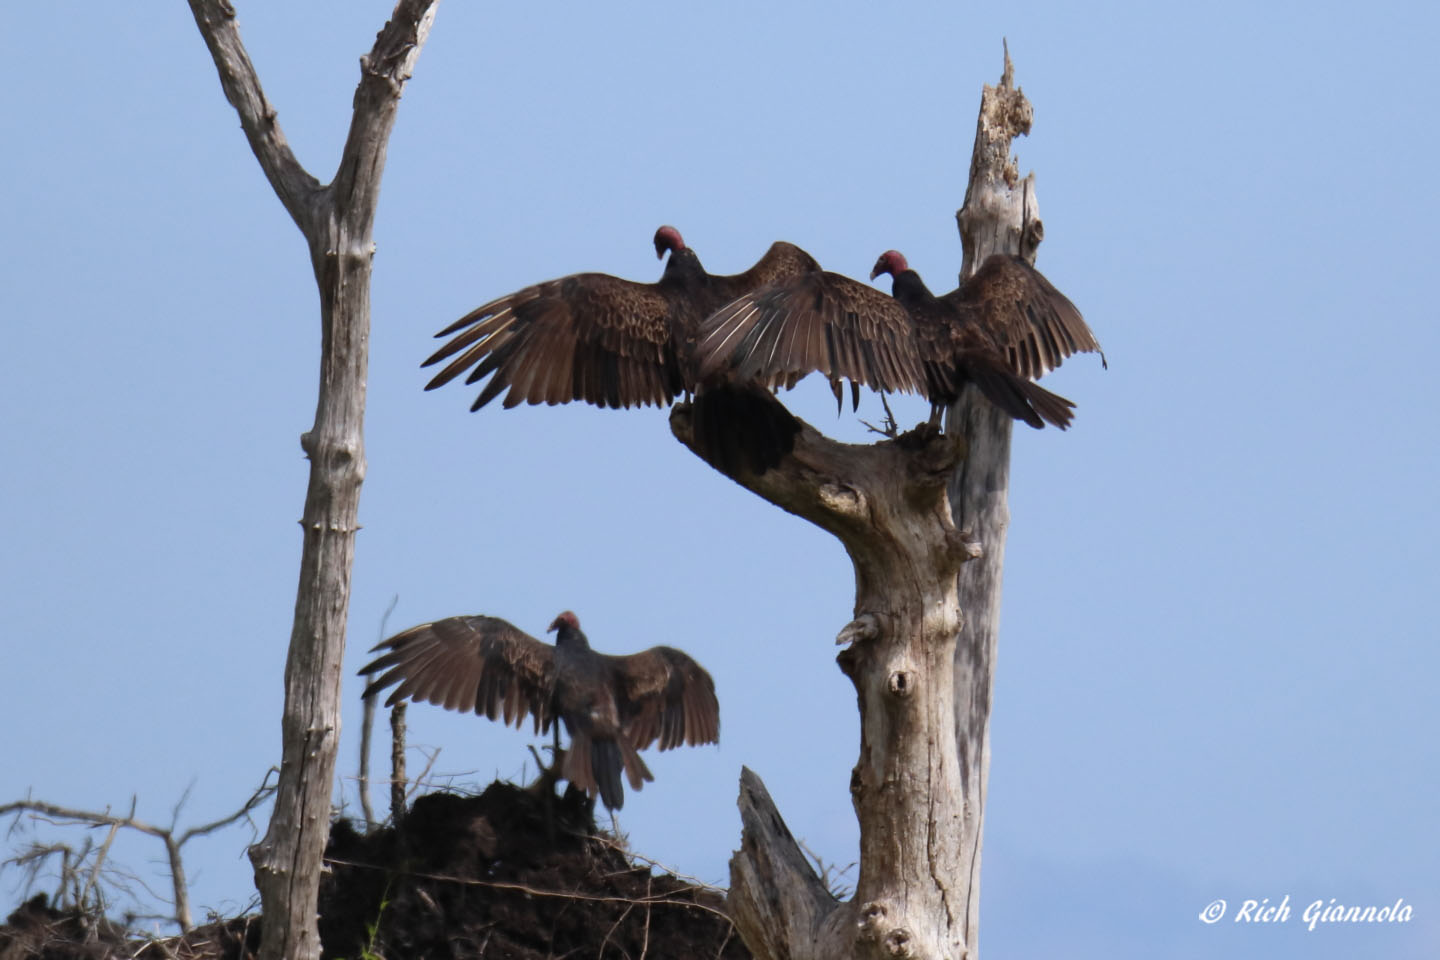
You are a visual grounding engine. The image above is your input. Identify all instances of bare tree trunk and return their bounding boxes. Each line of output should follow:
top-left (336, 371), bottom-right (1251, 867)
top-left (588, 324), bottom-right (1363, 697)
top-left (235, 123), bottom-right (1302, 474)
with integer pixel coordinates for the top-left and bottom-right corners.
top-left (673, 411), bottom-right (979, 959)
top-left (947, 48), bottom-right (1044, 955)
top-left (688, 50), bottom-right (1053, 960)
top-left (186, 4), bottom-right (438, 959)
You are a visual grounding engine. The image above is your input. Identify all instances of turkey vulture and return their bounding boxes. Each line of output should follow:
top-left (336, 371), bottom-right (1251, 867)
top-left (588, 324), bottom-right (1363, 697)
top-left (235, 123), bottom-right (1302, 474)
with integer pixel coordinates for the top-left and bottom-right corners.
top-left (358, 611), bottom-right (720, 811)
top-left (696, 250), bottom-right (1105, 429)
top-left (420, 226), bottom-right (823, 472)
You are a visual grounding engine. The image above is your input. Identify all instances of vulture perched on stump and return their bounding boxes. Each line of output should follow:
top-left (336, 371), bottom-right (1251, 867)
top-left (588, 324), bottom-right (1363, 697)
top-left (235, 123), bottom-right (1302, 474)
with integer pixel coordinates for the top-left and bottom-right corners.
top-left (359, 611), bottom-right (720, 811)
top-left (696, 250), bottom-right (1105, 429)
top-left (422, 226), bottom-right (822, 473)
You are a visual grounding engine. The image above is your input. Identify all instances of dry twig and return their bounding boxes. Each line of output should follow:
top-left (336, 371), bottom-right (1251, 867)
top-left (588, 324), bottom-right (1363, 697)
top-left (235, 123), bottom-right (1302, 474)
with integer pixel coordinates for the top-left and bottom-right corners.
top-left (1, 769), bottom-right (278, 932)
top-left (321, 855), bottom-right (735, 923)
top-left (359, 594), bottom-right (400, 832)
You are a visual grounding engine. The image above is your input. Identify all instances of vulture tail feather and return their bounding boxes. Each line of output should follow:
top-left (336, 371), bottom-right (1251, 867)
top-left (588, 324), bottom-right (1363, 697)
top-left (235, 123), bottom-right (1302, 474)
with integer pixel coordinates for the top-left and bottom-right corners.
top-left (564, 731), bottom-right (599, 801)
top-left (1018, 378), bottom-right (1077, 430)
top-left (961, 362), bottom-right (1046, 429)
top-left (620, 736), bottom-right (653, 791)
top-left (589, 738), bottom-right (627, 811)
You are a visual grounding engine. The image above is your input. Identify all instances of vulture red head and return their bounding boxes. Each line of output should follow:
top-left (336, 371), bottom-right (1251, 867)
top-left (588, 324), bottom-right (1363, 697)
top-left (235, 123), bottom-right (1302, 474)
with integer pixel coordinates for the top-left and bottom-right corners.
top-left (870, 250), bottom-right (909, 281)
top-left (547, 610), bottom-right (581, 633)
top-left (653, 225), bottom-right (685, 259)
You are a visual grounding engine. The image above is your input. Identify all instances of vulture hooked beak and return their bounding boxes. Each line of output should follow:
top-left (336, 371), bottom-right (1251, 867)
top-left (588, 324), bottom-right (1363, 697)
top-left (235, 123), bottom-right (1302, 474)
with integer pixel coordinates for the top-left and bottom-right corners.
top-left (870, 250), bottom-right (908, 282)
top-left (653, 225), bottom-right (684, 260)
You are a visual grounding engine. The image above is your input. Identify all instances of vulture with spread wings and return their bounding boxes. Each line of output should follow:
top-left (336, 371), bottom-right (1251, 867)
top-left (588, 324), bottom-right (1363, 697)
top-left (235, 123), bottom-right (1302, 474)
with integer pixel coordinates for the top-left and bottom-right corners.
top-left (359, 611), bottom-right (719, 811)
top-left (422, 226), bottom-right (823, 472)
top-left (696, 250), bottom-right (1105, 429)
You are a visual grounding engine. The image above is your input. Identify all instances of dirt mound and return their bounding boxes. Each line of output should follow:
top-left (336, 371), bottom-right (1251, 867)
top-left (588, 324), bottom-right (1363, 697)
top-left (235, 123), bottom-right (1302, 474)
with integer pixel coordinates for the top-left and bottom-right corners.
top-left (0, 895), bottom-right (123, 960)
top-left (0, 782), bottom-right (748, 959)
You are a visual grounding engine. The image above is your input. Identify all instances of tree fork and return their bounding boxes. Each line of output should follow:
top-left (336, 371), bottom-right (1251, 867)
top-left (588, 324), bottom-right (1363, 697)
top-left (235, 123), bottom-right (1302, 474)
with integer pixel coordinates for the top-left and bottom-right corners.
top-left (187, 3), bottom-right (438, 959)
top-left (676, 48), bottom-right (1049, 960)
top-left (671, 412), bottom-right (980, 959)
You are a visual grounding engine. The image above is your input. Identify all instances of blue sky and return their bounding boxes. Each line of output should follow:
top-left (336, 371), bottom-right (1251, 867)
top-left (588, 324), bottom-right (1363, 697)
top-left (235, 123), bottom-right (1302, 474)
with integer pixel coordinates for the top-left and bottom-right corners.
top-left (2, 2), bottom-right (1436, 956)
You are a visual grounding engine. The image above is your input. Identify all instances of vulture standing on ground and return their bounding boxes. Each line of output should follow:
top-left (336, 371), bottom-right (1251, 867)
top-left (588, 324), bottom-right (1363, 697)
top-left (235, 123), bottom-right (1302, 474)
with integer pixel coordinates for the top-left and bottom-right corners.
top-left (696, 250), bottom-right (1105, 429)
top-left (358, 611), bottom-right (720, 811)
top-left (421, 226), bottom-right (825, 472)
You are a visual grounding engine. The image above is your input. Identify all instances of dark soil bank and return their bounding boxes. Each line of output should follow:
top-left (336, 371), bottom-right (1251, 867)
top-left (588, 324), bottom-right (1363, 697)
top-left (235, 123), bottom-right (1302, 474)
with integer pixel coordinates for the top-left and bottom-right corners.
top-left (1, 782), bottom-right (749, 960)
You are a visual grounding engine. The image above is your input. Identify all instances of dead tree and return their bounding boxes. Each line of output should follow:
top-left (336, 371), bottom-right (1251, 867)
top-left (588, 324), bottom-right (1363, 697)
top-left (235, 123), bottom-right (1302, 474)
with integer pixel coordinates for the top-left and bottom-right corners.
top-left (186, 4), bottom-right (438, 959)
top-left (947, 48), bottom-right (1040, 953)
top-left (675, 52), bottom-right (1056, 960)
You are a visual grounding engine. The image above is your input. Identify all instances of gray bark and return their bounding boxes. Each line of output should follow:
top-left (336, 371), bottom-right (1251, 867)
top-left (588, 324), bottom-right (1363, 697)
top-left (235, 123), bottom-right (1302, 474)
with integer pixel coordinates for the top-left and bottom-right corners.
top-left (947, 48), bottom-right (1043, 955)
top-left (186, 3), bottom-right (438, 959)
top-left (359, 693), bottom-right (378, 832)
top-left (684, 50), bottom-right (1052, 960)
top-left (672, 411), bottom-right (980, 960)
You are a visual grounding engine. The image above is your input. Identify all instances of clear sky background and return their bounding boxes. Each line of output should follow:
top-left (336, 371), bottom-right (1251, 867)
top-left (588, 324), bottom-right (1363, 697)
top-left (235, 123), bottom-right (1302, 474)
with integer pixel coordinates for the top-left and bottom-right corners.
top-left (2, 2), bottom-right (1436, 957)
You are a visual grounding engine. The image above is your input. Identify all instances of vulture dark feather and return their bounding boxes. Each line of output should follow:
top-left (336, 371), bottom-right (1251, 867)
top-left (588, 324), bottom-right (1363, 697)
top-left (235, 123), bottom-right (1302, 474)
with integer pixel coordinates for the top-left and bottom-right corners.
top-left (696, 250), bottom-right (1104, 428)
top-left (424, 226), bottom-right (825, 473)
top-left (358, 611), bottom-right (720, 811)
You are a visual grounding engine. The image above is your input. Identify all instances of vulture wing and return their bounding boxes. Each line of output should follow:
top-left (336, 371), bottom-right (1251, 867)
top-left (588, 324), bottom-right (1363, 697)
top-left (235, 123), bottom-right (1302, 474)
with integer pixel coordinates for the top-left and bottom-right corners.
top-left (358, 616), bottom-right (556, 734)
top-left (659, 240), bottom-right (826, 374)
top-left (943, 255), bottom-right (1105, 381)
top-left (423, 272), bottom-right (686, 411)
top-left (696, 269), bottom-right (925, 400)
top-left (603, 646), bottom-right (720, 752)
top-left (708, 241), bottom-right (824, 302)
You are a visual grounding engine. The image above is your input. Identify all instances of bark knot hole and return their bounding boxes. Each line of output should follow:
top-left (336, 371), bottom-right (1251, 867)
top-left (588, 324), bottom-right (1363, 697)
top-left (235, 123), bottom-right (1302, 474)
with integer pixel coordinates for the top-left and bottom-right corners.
top-left (818, 482), bottom-right (866, 518)
top-left (330, 441), bottom-right (358, 467)
top-left (884, 928), bottom-right (914, 957)
top-left (858, 900), bottom-right (888, 939)
top-left (887, 670), bottom-right (914, 697)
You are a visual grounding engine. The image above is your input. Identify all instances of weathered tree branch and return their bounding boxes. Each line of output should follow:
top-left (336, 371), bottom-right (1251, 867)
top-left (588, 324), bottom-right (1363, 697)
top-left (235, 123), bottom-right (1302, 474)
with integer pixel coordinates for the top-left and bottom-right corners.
top-left (955, 43), bottom-right (1041, 278)
top-left (683, 47), bottom-right (1054, 960)
top-left (671, 413), bottom-right (970, 576)
top-left (185, 1), bottom-right (320, 231)
top-left (0, 772), bottom-right (277, 932)
top-left (359, 596), bottom-right (399, 833)
top-left (187, 4), bottom-right (437, 959)
top-left (330, 12), bottom-right (436, 235)
top-left (359, 694), bottom-right (379, 832)
top-left (81, 814), bottom-right (123, 916)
